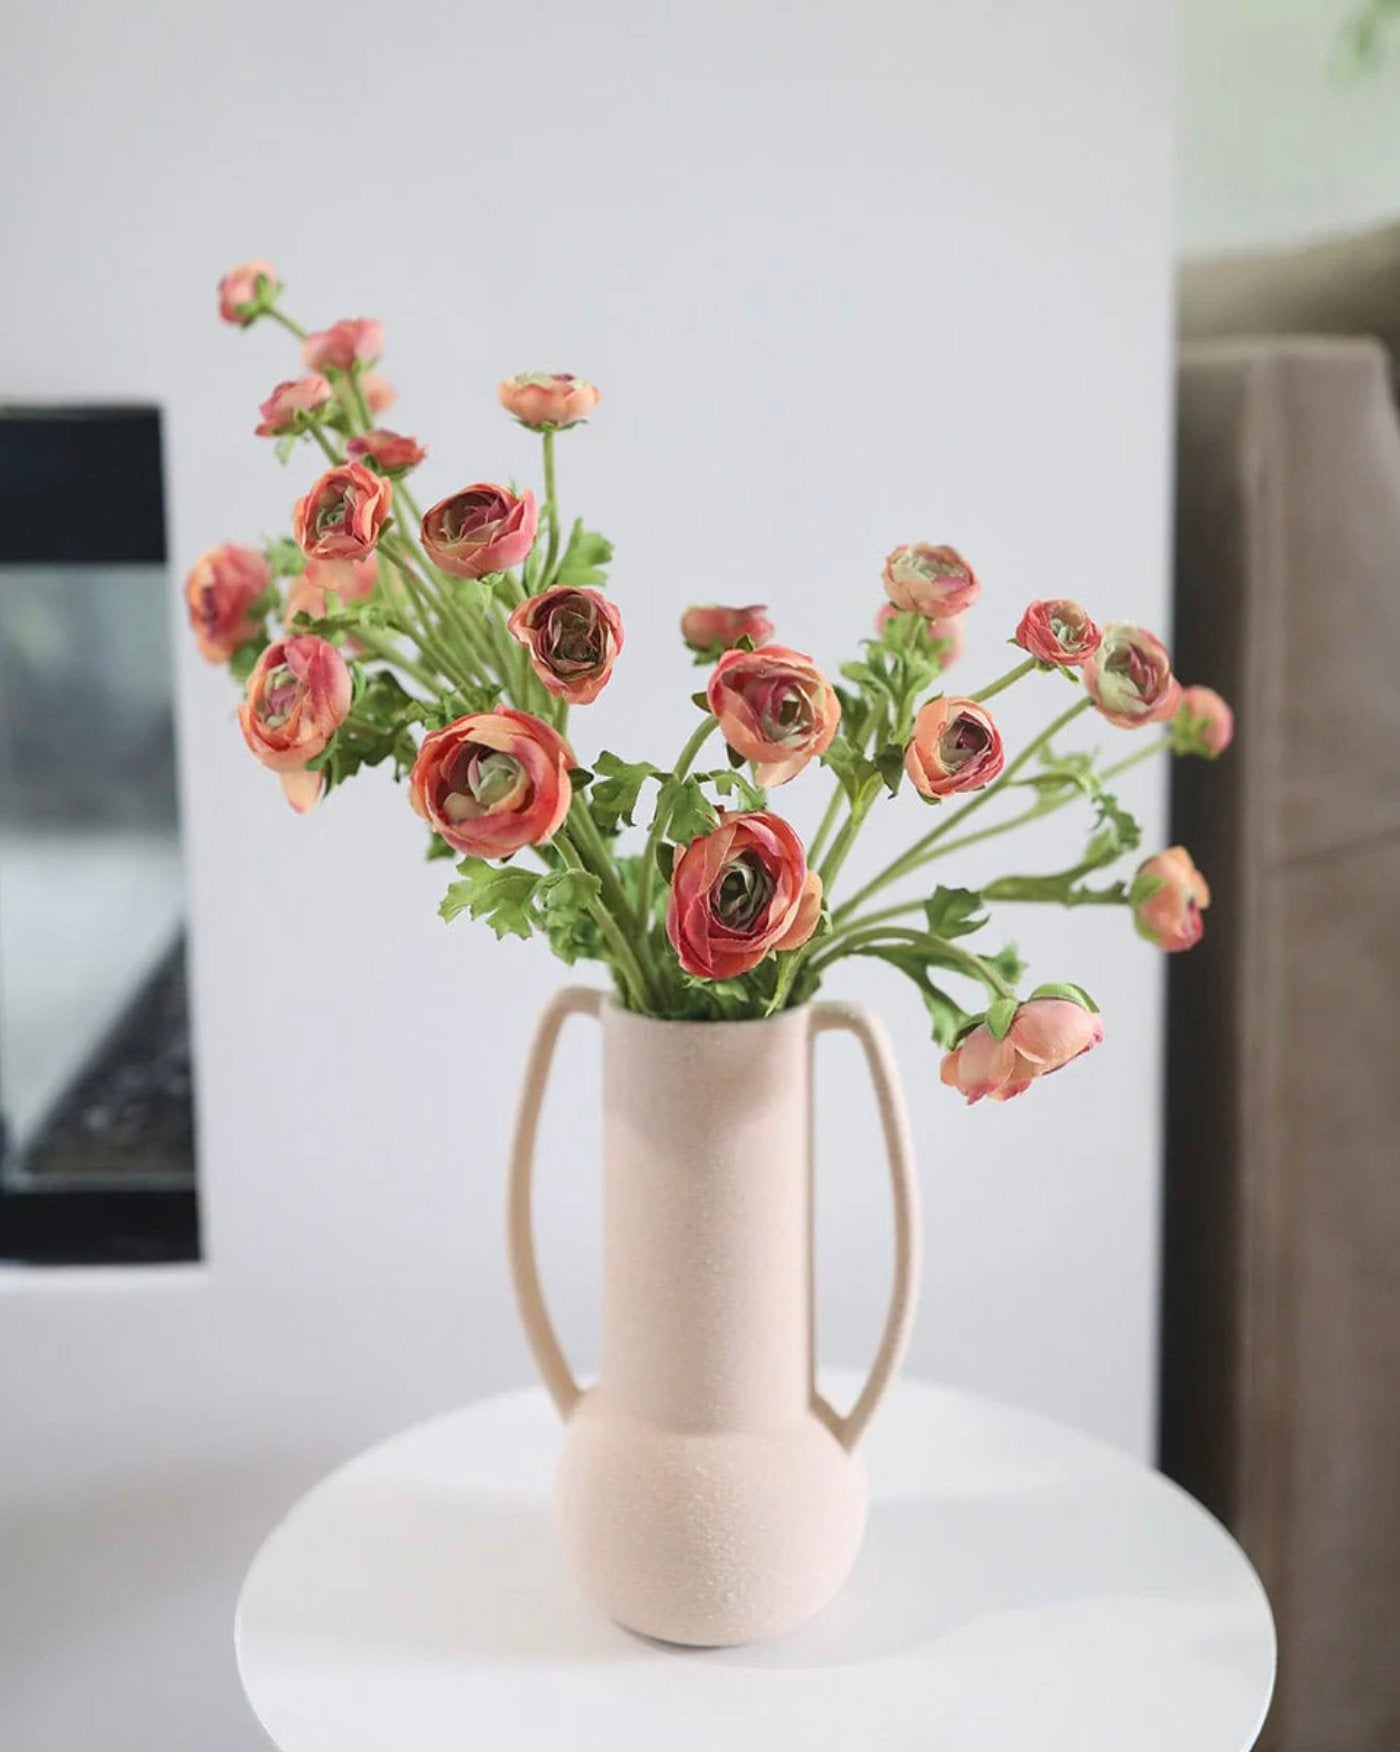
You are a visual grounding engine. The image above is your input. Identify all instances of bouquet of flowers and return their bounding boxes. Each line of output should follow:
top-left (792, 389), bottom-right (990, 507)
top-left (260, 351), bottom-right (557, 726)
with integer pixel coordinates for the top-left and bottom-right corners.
top-left (191, 261), bottom-right (1232, 1104)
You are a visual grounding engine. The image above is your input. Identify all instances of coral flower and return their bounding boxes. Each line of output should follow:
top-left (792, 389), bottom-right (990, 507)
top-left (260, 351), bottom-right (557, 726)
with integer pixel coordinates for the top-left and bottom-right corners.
top-left (408, 710), bottom-right (575, 858)
top-left (940, 999), bottom-right (1103, 1103)
top-left (1083, 623), bottom-right (1181, 728)
top-left (667, 811), bottom-right (822, 980)
top-left (345, 428), bottom-right (426, 476)
top-left (218, 260), bottom-right (277, 326)
top-left (302, 318), bottom-right (384, 373)
top-left (284, 556), bottom-right (378, 625)
top-left (508, 586), bottom-right (624, 704)
top-left (255, 375), bottom-right (333, 437)
top-left (681, 603), bottom-right (774, 655)
top-left (292, 463), bottom-right (393, 561)
top-left (1131, 847), bottom-right (1210, 952)
top-left (238, 635), bottom-right (352, 813)
top-left (904, 696), bottom-right (1004, 798)
top-left (1014, 599), bottom-right (1102, 667)
top-left (1174, 685), bottom-right (1234, 757)
top-left (498, 372), bottom-right (601, 429)
top-left (184, 543), bottom-right (269, 663)
top-left (707, 645), bottom-right (841, 786)
top-left (420, 483), bottom-right (539, 579)
top-left (882, 542), bottom-right (979, 620)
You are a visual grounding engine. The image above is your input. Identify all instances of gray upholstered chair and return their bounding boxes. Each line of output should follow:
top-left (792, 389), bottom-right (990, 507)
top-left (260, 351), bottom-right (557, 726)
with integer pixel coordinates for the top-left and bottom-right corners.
top-left (1166, 225), bottom-right (1400, 1752)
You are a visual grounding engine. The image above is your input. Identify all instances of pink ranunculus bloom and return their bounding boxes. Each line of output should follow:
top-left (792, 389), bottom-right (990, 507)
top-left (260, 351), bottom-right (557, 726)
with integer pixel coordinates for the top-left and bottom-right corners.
top-left (681, 603), bottom-right (774, 655)
top-left (940, 998), bottom-right (1104, 1104)
top-left (408, 710), bottom-right (575, 858)
top-left (184, 543), bottom-right (270, 663)
top-left (507, 586), bottom-right (624, 705)
top-left (1174, 684), bottom-right (1234, 757)
top-left (362, 373), bottom-right (396, 415)
top-left (706, 645), bottom-right (841, 786)
top-left (882, 542), bottom-right (980, 620)
top-left (1083, 623), bottom-right (1181, 728)
top-left (905, 696), bottom-right (1004, 798)
top-left (876, 603), bottom-right (966, 669)
top-left (497, 372), bottom-right (601, 429)
top-left (667, 811), bottom-right (823, 980)
top-left (218, 259), bottom-right (278, 327)
top-left (255, 375), bottom-right (333, 438)
top-left (420, 482), bottom-right (539, 579)
top-left (1131, 847), bottom-right (1210, 952)
top-left (301, 318), bottom-right (384, 374)
top-left (284, 556), bottom-right (378, 625)
top-left (292, 463), bottom-right (393, 561)
top-left (1014, 598), bottom-right (1102, 667)
top-left (237, 636), bottom-right (352, 807)
top-left (345, 428), bottom-right (427, 477)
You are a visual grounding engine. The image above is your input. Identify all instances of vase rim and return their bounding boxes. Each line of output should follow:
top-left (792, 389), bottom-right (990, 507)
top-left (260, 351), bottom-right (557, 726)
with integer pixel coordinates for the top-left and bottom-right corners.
top-left (599, 993), bottom-right (811, 1032)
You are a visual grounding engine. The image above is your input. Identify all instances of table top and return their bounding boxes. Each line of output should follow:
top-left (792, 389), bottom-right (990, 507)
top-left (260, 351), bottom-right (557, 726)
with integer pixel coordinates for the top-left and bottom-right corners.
top-left (236, 1374), bottom-right (1275, 1752)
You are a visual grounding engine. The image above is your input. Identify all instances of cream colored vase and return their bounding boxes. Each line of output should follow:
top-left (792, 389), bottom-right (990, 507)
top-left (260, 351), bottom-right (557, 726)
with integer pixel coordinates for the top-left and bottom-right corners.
top-left (507, 989), bottom-right (920, 1647)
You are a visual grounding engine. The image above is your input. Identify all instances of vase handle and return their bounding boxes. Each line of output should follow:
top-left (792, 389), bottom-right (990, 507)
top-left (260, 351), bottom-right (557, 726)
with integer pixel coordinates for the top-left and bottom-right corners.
top-left (507, 985), bottom-right (603, 1419)
top-left (810, 1001), bottom-right (921, 1452)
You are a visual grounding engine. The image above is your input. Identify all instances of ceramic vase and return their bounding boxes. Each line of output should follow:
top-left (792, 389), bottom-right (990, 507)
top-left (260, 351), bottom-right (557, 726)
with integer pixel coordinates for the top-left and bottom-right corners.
top-left (507, 988), bottom-right (919, 1646)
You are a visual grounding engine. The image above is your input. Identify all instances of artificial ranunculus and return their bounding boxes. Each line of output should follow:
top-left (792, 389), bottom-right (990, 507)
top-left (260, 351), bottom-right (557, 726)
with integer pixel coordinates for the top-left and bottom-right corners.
top-left (1014, 599), bottom-right (1101, 667)
top-left (408, 710), bottom-right (574, 858)
top-left (707, 645), bottom-right (841, 786)
top-left (876, 603), bottom-right (966, 668)
top-left (346, 428), bottom-right (427, 477)
top-left (681, 603), bottom-right (774, 655)
top-left (498, 372), bottom-right (601, 429)
top-left (284, 556), bottom-right (378, 625)
top-left (1083, 623), bottom-right (1181, 728)
top-left (302, 318), bottom-right (384, 373)
top-left (238, 636), bottom-right (351, 788)
top-left (362, 373), bottom-right (396, 415)
top-left (278, 768), bottom-right (325, 815)
top-left (255, 375), bottom-right (333, 437)
top-left (882, 542), bottom-right (979, 620)
top-left (420, 482), bottom-right (539, 579)
top-left (1131, 847), bottom-right (1210, 953)
top-left (292, 463), bottom-right (393, 561)
top-left (1174, 685), bottom-right (1234, 757)
top-left (507, 586), bottom-right (624, 704)
top-left (905, 696), bottom-right (1004, 797)
top-left (184, 543), bottom-right (269, 663)
top-left (940, 998), bottom-right (1103, 1103)
top-left (218, 260), bottom-right (277, 326)
top-left (667, 811), bottom-right (822, 980)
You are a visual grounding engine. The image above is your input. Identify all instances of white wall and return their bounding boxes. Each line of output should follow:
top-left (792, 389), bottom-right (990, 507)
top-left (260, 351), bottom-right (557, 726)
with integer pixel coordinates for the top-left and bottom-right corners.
top-left (0, 3), bottom-right (1174, 1746)
top-left (1181, 0), bottom-right (1400, 252)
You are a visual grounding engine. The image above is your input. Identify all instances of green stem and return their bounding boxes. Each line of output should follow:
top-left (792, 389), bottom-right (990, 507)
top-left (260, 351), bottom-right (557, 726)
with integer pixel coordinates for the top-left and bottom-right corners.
top-left (817, 781), bottom-right (879, 892)
top-left (381, 540), bottom-right (485, 690)
top-left (808, 782), bottom-right (846, 865)
top-left (836, 695), bottom-right (1094, 922)
top-left (348, 627), bottom-right (439, 692)
top-left (309, 425), bottom-right (342, 466)
top-left (540, 427), bottom-right (561, 583)
top-left (265, 306), bottom-right (308, 342)
top-left (637, 715), bottom-right (718, 925)
top-left (972, 655), bottom-right (1037, 703)
top-left (1102, 734), bottom-right (1171, 780)
top-left (806, 926), bottom-right (1017, 998)
top-left (556, 831), bottom-right (651, 1011)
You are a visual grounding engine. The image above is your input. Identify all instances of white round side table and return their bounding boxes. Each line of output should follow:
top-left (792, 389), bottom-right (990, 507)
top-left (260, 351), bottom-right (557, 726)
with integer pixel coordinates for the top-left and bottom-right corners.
top-left (235, 1375), bottom-right (1276, 1752)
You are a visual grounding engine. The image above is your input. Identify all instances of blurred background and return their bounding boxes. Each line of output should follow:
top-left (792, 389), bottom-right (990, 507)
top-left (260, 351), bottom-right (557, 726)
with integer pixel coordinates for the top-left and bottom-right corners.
top-left (0, 2), bottom-right (1396, 1748)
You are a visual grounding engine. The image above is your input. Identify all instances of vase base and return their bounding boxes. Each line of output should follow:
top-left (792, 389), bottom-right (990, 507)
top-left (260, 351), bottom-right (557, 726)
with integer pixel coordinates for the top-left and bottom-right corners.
top-left (555, 1393), bottom-right (867, 1647)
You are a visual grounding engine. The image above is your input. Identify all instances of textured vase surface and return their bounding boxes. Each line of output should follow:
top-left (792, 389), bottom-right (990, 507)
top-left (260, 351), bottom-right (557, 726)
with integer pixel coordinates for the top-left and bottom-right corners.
top-left (508, 991), bottom-right (919, 1647)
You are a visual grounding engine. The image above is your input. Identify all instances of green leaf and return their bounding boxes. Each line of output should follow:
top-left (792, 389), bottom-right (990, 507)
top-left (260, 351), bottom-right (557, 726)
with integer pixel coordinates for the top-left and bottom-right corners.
top-left (873, 743), bottom-right (906, 797)
top-left (264, 536), bottom-right (307, 580)
top-left (274, 433), bottom-right (298, 465)
top-left (586, 751), bottom-right (661, 833)
top-left (1029, 980), bottom-right (1100, 1012)
top-left (555, 520), bottom-right (614, 586)
top-left (705, 768), bottom-right (767, 812)
top-left (657, 774), bottom-right (719, 845)
top-left (655, 841), bottom-right (676, 883)
top-left (924, 885), bottom-right (988, 939)
top-left (308, 668), bottom-right (425, 794)
top-left (988, 941), bottom-right (1028, 986)
top-left (821, 735), bottom-right (879, 801)
top-left (984, 996), bottom-right (1020, 1040)
top-left (228, 637), bottom-right (269, 683)
top-left (862, 945), bottom-right (976, 1049)
top-left (440, 860), bottom-right (540, 939)
top-left (425, 834), bottom-right (455, 862)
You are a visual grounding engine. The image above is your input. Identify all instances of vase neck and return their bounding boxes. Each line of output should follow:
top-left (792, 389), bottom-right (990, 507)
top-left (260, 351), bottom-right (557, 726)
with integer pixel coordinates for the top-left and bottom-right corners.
top-left (598, 1007), bottom-right (814, 1430)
